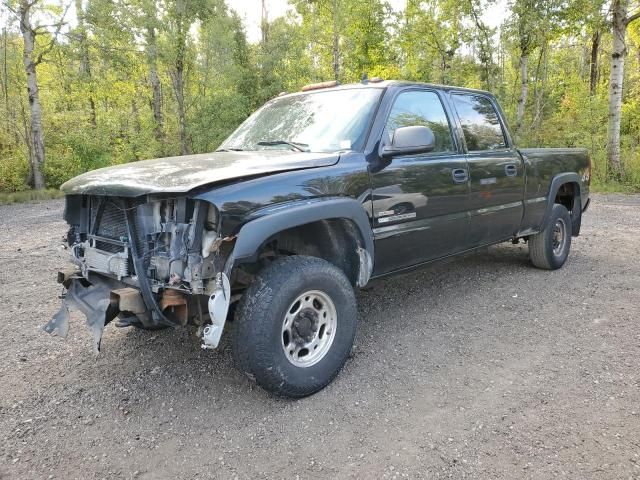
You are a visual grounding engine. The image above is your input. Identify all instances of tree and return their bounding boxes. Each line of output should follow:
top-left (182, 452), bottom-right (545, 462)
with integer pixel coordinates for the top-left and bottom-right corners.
top-left (140, 0), bottom-right (164, 147)
top-left (511, 0), bottom-right (537, 133)
top-left (74, 0), bottom-right (96, 127)
top-left (590, 30), bottom-right (601, 95)
top-left (294, 0), bottom-right (344, 81)
top-left (188, 3), bottom-right (259, 152)
top-left (529, 0), bottom-right (562, 133)
top-left (468, 0), bottom-right (496, 90)
top-left (562, 0), bottom-right (608, 95)
top-left (254, 14), bottom-right (309, 101)
top-left (342, 0), bottom-right (391, 78)
top-left (261, 0), bottom-right (269, 45)
top-left (1, 0), bottom-right (640, 192)
top-left (166, 0), bottom-right (191, 155)
top-left (8, 0), bottom-right (69, 189)
top-left (1, 26), bottom-right (11, 138)
top-left (399, 0), bottom-right (472, 84)
top-left (606, 0), bottom-right (640, 178)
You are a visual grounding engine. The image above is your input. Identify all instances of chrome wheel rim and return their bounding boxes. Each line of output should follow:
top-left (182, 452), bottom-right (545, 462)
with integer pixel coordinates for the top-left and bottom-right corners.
top-left (552, 218), bottom-right (566, 256)
top-left (281, 290), bottom-right (337, 368)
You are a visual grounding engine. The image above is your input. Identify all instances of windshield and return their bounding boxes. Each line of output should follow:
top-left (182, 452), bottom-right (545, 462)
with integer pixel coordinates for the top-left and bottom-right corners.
top-left (220, 88), bottom-right (382, 153)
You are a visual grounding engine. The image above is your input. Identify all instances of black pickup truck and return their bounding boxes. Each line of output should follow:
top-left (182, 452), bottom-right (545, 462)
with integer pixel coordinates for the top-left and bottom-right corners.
top-left (47, 80), bottom-right (591, 397)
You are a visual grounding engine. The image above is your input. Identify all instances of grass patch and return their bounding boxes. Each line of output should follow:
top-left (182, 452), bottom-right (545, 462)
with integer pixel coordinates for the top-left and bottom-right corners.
top-left (590, 181), bottom-right (640, 194)
top-left (0, 189), bottom-right (65, 205)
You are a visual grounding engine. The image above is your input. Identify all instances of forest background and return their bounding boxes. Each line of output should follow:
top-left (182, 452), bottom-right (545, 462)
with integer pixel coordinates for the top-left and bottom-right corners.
top-left (1, 0), bottom-right (639, 200)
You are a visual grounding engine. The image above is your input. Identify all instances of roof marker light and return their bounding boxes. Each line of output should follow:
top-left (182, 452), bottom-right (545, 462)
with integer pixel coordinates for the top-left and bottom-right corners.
top-left (301, 80), bottom-right (339, 92)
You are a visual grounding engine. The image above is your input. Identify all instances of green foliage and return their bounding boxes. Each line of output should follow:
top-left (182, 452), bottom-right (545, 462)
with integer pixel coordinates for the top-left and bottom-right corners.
top-left (0, 188), bottom-right (64, 204)
top-left (190, 90), bottom-right (253, 153)
top-left (0, 152), bottom-right (30, 192)
top-left (43, 132), bottom-right (113, 188)
top-left (1, 0), bottom-right (640, 193)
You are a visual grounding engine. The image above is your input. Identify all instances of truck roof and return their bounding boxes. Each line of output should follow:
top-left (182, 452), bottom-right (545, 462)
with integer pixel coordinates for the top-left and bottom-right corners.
top-left (289, 79), bottom-right (496, 99)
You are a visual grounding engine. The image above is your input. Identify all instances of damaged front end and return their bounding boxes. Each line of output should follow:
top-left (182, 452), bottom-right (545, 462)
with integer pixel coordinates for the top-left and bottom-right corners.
top-left (45, 195), bottom-right (234, 352)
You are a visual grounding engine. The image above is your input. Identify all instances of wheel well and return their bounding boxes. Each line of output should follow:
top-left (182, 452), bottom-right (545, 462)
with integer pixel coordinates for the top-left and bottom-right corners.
top-left (554, 181), bottom-right (582, 236)
top-left (249, 219), bottom-right (365, 286)
top-left (555, 182), bottom-right (577, 212)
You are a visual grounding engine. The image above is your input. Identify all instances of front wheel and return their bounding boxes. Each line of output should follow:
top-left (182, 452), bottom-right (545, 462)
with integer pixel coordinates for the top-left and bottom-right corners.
top-left (232, 256), bottom-right (357, 398)
top-left (529, 203), bottom-right (572, 270)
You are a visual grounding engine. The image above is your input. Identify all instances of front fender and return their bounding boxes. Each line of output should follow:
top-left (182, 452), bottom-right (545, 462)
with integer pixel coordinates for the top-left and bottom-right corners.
top-left (224, 196), bottom-right (374, 272)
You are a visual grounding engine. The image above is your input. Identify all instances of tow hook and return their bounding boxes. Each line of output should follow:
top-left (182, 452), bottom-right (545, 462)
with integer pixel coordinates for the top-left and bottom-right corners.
top-left (202, 272), bottom-right (230, 350)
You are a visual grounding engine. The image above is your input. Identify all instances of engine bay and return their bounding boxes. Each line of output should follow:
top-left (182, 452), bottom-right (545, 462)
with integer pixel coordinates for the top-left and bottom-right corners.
top-left (45, 194), bottom-right (233, 352)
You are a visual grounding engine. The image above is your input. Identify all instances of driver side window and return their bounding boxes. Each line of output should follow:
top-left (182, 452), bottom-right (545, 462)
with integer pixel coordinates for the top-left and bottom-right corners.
top-left (386, 91), bottom-right (454, 153)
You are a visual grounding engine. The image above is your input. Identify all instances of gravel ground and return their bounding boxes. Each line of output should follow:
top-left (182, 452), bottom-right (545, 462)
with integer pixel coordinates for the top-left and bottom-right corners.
top-left (0, 194), bottom-right (639, 480)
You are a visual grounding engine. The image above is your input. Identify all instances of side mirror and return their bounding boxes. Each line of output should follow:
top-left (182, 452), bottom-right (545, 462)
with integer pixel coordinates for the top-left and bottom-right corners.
top-left (381, 125), bottom-right (435, 158)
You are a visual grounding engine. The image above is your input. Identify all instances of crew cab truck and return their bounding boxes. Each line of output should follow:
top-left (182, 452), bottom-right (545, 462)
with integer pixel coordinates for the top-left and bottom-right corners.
top-left (47, 80), bottom-right (591, 398)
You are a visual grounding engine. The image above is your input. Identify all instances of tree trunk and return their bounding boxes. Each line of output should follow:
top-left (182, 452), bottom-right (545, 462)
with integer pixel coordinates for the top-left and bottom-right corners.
top-left (331, 0), bottom-right (339, 81)
top-left (532, 42), bottom-right (547, 134)
top-left (606, 0), bottom-right (640, 178)
top-left (589, 30), bottom-right (600, 95)
top-left (19, 1), bottom-right (46, 190)
top-left (607, 0), bottom-right (628, 179)
top-left (261, 0), bottom-right (269, 45)
top-left (171, 0), bottom-right (191, 156)
top-left (18, 97), bottom-right (32, 153)
top-left (173, 62), bottom-right (189, 156)
top-left (131, 99), bottom-right (141, 140)
top-left (469, 4), bottom-right (492, 90)
top-left (440, 50), bottom-right (455, 85)
top-left (516, 53), bottom-right (528, 132)
top-left (75, 0), bottom-right (96, 127)
top-left (145, 24), bottom-right (164, 146)
top-left (2, 27), bottom-right (8, 112)
top-left (479, 48), bottom-right (491, 91)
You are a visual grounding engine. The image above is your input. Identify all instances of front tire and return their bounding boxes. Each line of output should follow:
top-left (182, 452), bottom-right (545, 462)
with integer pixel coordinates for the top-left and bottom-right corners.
top-left (529, 203), bottom-right (572, 270)
top-left (232, 256), bottom-right (357, 398)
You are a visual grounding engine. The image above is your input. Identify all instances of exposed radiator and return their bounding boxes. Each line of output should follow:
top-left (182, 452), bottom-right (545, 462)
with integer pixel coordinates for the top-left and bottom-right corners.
top-left (90, 197), bottom-right (128, 241)
top-left (84, 244), bottom-right (129, 279)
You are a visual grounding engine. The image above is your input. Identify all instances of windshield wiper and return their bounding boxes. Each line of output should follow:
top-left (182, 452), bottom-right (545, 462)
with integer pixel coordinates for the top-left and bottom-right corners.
top-left (256, 140), bottom-right (309, 152)
top-left (215, 147), bottom-right (244, 152)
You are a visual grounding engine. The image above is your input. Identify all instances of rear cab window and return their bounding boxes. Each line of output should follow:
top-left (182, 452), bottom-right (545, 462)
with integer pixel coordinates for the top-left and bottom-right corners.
top-left (451, 94), bottom-right (507, 151)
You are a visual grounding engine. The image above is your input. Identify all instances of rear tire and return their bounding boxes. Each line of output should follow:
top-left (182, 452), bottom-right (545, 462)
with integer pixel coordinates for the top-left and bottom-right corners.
top-left (232, 255), bottom-right (357, 398)
top-left (529, 203), bottom-right (572, 270)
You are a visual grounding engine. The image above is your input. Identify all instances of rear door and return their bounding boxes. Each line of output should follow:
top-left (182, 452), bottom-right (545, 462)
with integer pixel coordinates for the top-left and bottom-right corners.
top-left (449, 93), bottom-right (524, 245)
top-left (370, 89), bottom-right (470, 274)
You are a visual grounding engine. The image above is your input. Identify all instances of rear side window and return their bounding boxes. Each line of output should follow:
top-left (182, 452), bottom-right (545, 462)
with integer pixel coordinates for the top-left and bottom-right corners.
top-left (451, 94), bottom-right (507, 151)
top-left (385, 90), bottom-right (454, 153)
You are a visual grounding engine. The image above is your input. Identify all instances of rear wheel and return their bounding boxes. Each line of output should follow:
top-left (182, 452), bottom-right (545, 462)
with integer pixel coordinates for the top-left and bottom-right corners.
top-left (232, 255), bottom-right (357, 398)
top-left (529, 203), bottom-right (572, 270)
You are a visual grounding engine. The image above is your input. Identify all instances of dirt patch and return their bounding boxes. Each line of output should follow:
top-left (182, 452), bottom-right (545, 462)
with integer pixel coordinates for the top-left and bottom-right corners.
top-left (0, 195), bottom-right (639, 479)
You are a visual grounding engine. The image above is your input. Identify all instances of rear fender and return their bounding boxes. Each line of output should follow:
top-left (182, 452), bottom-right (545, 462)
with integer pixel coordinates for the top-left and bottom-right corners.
top-left (541, 173), bottom-right (582, 236)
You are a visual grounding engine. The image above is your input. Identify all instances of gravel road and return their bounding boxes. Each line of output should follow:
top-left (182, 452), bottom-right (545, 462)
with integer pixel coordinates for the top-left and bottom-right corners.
top-left (1, 194), bottom-right (639, 480)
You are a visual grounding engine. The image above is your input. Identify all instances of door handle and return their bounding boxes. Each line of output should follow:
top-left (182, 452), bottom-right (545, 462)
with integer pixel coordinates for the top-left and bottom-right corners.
top-left (505, 164), bottom-right (518, 177)
top-left (452, 168), bottom-right (468, 184)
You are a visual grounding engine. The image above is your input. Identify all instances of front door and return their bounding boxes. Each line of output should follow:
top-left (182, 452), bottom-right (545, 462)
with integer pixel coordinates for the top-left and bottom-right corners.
top-left (370, 89), bottom-right (470, 274)
top-left (450, 93), bottom-right (525, 245)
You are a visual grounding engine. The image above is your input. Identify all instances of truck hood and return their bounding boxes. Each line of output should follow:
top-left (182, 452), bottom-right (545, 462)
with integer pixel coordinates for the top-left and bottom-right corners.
top-left (60, 150), bottom-right (340, 197)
